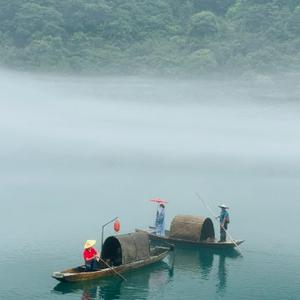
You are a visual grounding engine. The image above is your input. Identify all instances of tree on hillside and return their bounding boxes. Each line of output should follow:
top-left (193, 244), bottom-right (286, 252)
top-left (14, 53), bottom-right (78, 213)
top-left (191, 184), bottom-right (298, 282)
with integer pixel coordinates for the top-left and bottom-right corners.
top-left (189, 11), bottom-right (219, 37)
top-left (57, 0), bottom-right (110, 34)
top-left (192, 0), bottom-right (235, 15)
top-left (184, 48), bottom-right (218, 74)
top-left (14, 3), bottom-right (64, 47)
top-left (287, 5), bottom-right (300, 35)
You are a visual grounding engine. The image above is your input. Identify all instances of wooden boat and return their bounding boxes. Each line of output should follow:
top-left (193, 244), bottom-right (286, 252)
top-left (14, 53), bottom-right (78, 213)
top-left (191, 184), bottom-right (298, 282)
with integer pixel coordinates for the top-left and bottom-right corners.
top-left (52, 232), bottom-right (172, 282)
top-left (136, 215), bottom-right (244, 249)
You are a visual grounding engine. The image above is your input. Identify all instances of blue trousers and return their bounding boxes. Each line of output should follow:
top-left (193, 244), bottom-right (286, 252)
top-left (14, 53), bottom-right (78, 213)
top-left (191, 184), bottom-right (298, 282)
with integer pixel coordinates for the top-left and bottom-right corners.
top-left (156, 224), bottom-right (165, 236)
top-left (220, 223), bottom-right (228, 242)
top-left (85, 259), bottom-right (96, 271)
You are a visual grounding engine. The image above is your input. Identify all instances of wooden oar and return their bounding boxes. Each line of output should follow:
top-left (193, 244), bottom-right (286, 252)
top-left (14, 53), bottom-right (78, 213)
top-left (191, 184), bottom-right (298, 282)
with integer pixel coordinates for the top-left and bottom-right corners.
top-left (195, 193), bottom-right (244, 256)
top-left (98, 257), bottom-right (127, 281)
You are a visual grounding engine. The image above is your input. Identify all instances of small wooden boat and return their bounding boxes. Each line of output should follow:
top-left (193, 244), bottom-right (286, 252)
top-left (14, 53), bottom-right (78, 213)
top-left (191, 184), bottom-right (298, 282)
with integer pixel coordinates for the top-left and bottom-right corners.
top-left (52, 232), bottom-right (172, 282)
top-left (136, 215), bottom-right (244, 250)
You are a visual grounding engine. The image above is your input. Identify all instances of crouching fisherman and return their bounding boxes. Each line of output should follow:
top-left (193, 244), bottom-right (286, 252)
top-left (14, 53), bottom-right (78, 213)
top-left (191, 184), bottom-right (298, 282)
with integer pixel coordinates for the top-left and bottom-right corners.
top-left (155, 204), bottom-right (166, 236)
top-left (83, 240), bottom-right (100, 271)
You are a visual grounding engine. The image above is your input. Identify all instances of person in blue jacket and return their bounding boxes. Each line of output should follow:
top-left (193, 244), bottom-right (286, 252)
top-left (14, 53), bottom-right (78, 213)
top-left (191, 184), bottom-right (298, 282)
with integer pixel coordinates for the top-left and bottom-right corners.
top-left (216, 204), bottom-right (230, 242)
top-left (155, 204), bottom-right (166, 236)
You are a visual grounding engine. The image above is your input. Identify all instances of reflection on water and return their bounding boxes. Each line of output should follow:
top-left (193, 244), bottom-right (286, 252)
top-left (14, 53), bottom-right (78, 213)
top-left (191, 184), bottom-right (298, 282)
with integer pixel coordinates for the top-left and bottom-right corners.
top-left (217, 254), bottom-right (227, 294)
top-left (174, 246), bottom-right (240, 294)
top-left (198, 249), bottom-right (214, 280)
top-left (216, 250), bottom-right (239, 294)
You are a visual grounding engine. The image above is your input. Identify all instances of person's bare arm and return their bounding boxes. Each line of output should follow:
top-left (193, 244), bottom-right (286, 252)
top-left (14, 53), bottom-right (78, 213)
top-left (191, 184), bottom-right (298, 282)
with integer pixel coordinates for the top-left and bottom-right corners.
top-left (85, 254), bottom-right (96, 262)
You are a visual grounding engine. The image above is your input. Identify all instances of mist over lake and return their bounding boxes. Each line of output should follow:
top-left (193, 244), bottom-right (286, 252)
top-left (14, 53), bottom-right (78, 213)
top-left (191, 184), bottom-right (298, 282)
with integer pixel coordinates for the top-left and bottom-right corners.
top-left (1, 71), bottom-right (300, 300)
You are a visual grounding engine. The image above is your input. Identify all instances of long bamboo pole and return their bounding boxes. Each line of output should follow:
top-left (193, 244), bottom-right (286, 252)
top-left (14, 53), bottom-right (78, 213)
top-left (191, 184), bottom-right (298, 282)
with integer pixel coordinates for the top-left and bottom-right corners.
top-left (98, 257), bottom-right (127, 281)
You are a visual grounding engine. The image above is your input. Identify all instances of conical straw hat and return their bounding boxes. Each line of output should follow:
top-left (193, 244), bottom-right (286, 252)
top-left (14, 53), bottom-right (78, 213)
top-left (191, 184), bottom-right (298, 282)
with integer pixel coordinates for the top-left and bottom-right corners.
top-left (84, 240), bottom-right (96, 249)
top-left (218, 204), bottom-right (229, 209)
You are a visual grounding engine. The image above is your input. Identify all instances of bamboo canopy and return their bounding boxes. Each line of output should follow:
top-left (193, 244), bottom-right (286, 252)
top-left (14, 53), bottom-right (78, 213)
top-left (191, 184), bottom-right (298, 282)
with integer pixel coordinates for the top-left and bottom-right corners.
top-left (101, 232), bottom-right (150, 266)
top-left (169, 215), bottom-right (215, 242)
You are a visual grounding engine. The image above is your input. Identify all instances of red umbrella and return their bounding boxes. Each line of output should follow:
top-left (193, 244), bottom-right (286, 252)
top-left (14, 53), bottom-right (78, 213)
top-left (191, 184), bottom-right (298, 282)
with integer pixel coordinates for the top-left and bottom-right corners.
top-left (150, 197), bottom-right (168, 204)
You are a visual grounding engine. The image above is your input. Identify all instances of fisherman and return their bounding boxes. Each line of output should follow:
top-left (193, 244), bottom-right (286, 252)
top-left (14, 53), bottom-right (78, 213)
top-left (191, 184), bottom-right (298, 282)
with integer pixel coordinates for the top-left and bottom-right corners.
top-left (83, 240), bottom-right (100, 271)
top-left (155, 204), bottom-right (166, 236)
top-left (216, 204), bottom-right (230, 242)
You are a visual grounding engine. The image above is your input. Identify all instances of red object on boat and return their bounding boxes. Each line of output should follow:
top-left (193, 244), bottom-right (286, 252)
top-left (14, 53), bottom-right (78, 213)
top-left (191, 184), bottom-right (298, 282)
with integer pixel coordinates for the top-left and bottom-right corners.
top-left (150, 198), bottom-right (168, 204)
top-left (114, 219), bottom-right (120, 232)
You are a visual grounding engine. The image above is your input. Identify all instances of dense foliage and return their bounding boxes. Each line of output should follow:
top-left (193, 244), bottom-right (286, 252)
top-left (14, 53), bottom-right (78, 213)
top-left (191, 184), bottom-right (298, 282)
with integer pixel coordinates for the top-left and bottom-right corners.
top-left (1, 0), bottom-right (300, 75)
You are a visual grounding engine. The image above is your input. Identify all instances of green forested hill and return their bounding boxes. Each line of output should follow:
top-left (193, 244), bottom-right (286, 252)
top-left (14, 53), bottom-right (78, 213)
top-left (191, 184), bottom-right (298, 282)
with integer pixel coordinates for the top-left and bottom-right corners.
top-left (0, 0), bottom-right (300, 75)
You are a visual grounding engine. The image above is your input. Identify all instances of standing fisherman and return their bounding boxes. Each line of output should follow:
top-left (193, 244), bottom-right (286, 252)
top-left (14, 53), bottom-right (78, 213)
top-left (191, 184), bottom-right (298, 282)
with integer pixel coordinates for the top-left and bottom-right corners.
top-left (155, 204), bottom-right (166, 236)
top-left (216, 204), bottom-right (230, 242)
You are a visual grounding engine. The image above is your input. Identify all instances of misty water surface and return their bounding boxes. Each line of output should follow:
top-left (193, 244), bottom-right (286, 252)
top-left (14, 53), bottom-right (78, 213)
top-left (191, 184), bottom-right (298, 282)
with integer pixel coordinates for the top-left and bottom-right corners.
top-left (0, 71), bottom-right (300, 299)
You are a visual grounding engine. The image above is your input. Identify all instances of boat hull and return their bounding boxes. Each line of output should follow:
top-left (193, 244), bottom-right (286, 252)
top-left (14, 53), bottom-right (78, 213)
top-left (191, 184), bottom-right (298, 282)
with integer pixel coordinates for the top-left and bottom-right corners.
top-left (52, 247), bottom-right (170, 282)
top-left (136, 229), bottom-right (244, 249)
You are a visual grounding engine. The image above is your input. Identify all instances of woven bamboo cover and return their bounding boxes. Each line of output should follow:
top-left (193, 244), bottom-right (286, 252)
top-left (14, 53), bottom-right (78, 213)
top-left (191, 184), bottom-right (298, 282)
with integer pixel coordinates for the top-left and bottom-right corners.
top-left (169, 215), bottom-right (206, 242)
top-left (102, 232), bottom-right (150, 265)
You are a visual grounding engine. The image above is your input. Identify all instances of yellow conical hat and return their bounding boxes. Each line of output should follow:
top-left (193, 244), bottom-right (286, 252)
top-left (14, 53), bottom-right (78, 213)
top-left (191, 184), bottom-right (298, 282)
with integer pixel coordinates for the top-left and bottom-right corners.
top-left (84, 240), bottom-right (96, 249)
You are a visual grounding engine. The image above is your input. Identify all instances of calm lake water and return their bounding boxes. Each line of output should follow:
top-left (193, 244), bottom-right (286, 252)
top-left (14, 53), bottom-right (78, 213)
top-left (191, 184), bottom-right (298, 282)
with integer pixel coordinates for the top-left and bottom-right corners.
top-left (1, 72), bottom-right (300, 299)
